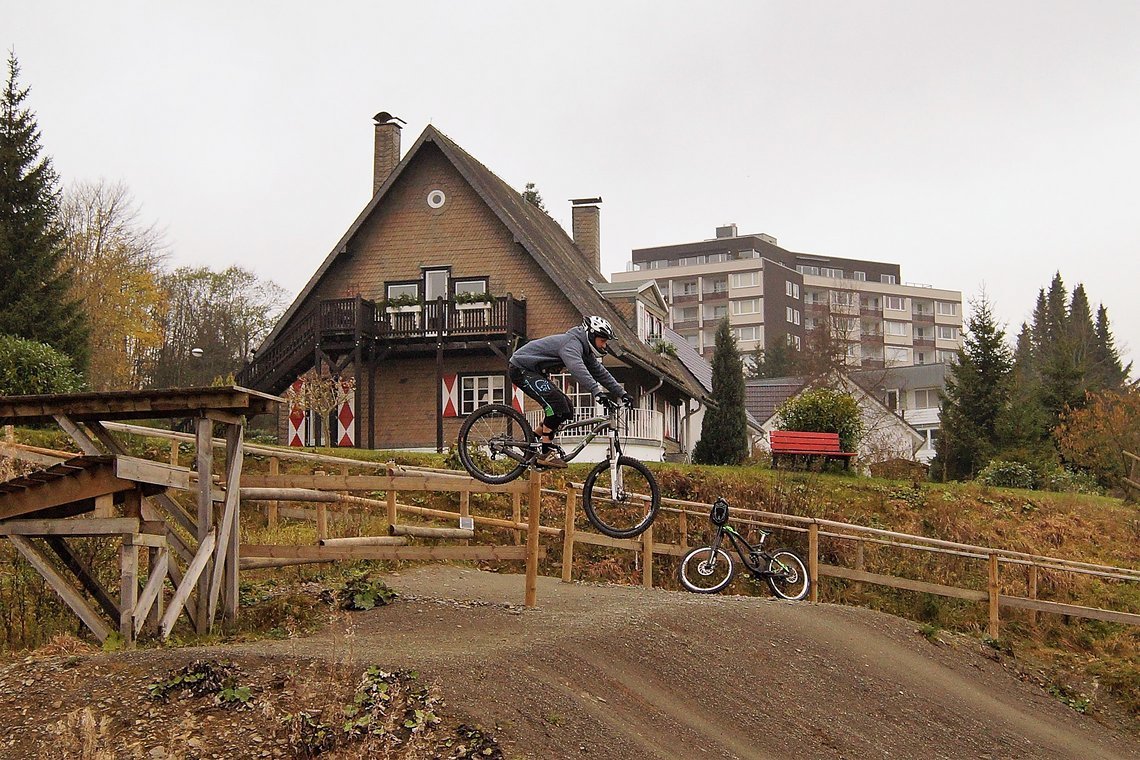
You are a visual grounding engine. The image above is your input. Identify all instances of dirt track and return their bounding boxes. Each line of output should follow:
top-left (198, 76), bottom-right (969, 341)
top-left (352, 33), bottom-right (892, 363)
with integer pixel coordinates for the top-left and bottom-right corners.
top-left (1, 565), bottom-right (1137, 759)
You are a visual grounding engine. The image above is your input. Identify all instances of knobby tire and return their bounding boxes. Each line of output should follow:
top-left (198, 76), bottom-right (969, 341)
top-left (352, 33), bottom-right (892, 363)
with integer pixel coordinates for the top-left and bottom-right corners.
top-left (580, 455), bottom-right (660, 538)
top-left (456, 403), bottom-right (534, 485)
top-left (679, 546), bottom-right (735, 593)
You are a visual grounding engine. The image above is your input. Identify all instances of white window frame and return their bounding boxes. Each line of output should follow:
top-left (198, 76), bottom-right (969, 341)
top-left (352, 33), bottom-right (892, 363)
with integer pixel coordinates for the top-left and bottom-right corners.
top-left (853, 271), bottom-right (866, 281)
top-left (937, 349), bottom-right (958, 363)
top-left (937, 325), bottom-right (959, 340)
top-left (884, 296), bottom-right (905, 311)
top-left (885, 320), bottom-right (908, 337)
top-left (460, 374), bottom-right (505, 415)
top-left (936, 301), bottom-right (958, 316)
top-left (913, 388), bottom-right (940, 409)
top-left (881, 274), bottom-right (897, 284)
top-left (734, 325), bottom-right (762, 342)
top-left (731, 298), bottom-right (761, 316)
top-left (886, 346), bottom-right (911, 364)
top-left (730, 271), bottom-right (760, 288)
top-left (704, 303), bottom-right (728, 320)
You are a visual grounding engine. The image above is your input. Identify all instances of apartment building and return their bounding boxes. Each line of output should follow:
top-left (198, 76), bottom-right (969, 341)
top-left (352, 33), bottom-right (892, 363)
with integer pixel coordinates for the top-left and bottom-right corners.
top-left (610, 224), bottom-right (964, 369)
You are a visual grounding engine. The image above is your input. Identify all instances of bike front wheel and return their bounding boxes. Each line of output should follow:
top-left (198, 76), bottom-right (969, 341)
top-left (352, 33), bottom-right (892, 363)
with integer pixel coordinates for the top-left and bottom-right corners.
top-left (679, 546), bottom-right (734, 593)
top-left (766, 549), bottom-right (810, 601)
top-left (580, 456), bottom-right (660, 538)
top-left (456, 403), bottom-right (535, 485)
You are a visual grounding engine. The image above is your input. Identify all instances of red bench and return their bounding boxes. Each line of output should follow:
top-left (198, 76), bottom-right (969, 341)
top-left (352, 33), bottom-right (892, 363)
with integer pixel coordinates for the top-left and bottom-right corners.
top-left (769, 431), bottom-right (856, 470)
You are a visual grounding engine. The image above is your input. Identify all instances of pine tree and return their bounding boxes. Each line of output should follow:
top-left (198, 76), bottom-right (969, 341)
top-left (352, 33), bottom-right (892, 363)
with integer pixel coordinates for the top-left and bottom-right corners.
top-left (996, 322), bottom-right (1051, 456)
top-left (0, 53), bottom-right (88, 370)
top-left (1090, 304), bottom-right (1130, 389)
top-left (692, 318), bottom-right (749, 465)
top-left (748, 338), bottom-right (799, 379)
top-left (931, 294), bottom-right (1012, 480)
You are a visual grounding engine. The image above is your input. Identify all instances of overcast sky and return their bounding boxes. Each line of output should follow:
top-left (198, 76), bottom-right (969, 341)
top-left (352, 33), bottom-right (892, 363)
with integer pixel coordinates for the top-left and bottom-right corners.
top-left (9, 1), bottom-right (1139, 371)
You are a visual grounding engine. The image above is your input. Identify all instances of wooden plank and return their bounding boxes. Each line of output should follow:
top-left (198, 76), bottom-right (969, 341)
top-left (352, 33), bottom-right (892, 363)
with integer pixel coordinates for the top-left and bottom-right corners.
top-left (208, 420), bottom-right (244, 628)
top-left (114, 456), bottom-right (192, 490)
top-left (572, 531), bottom-right (642, 551)
top-left (195, 418), bottom-right (213, 632)
top-left (319, 536), bottom-right (408, 547)
top-left (0, 443), bottom-right (69, 467)
top-left (820, 564), bottom-right (989, 601)
top-left (240, 472), bottom-right (527, 495)
top-left (389, 524), bottom-right (474, 539)
top-left (0, 463), bottom-right (136, 520)
top-left (808, 523), bottom-right (819, 603)
top-left (120, 540), bottom-right (139, 642)
top-left (0, 386), bottom-right (280, 425)
top-left (9, 535), bottom-right (113, 642)
top-left (562, 487), bottom-right (576, 583)
top-left (526, 472), bottom-right (540, 608)
top-left (44, 536), bottom-right (120, 620)
top-left (641, 522), bottom-right (653, 589)
top-left (241, 487), bottom-right (339, 502)
top-left (0, 517), bottom-right (141, 536)
top-left (134, 549), bottom-right (169, 636)
top-left (53, 414), bottom-right (102, 455)
top-left (998, 595), bottom-right (1140, 627)
top-left (240, 557), bottom-right (335, 569)
top-left (988, 553), bottom-right (1000, 638)
top-left (240, 543), bottom-right (539, 562)
top-left (161, 528), bottom-right (216, 639)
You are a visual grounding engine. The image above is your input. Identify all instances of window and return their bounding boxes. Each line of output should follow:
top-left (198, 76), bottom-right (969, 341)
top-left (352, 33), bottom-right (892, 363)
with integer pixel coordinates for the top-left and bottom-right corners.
top-left (707, 278), bottom-right (728, 293)
top-left (913, 327), bottom-right (931, 340)
top-left (831, 291), bottom-right (858, 307)
top-left (797, 265), bottom-right (820, 276)
top-left (785, 281), bottom-right (800, 298)
top-left (885, 296), bottom-right (905, 311)
top-left (804, 290), bottom-right (825, 305)
top-left (785, 307), bottom-right (800, 324)
top-left (791, 335), bottom-right (801, 349)
top-left (804, 317), bottom-right (818, 330)
top-left (550, 373), bottom-right (593, 411)
top-left (886, 346), bottom-right (911, 364)
top-left (831, 316), bottom-right (858, 332)
top-left (730, 271), bottom-right (760, 288)
top-left (386, 282), bottom-right (419, 301)
top-left (913, 388), bottom-right (940, 409)
top-left (845, 344), bottom-right (860, 360)
top-left (684, 334), bottom-right (700, 347)
top-left (673, 305), bottom-right (699, 322)
top-left (820, 267), bottom-right (844, 279)
top-left (646, 259), bottom-right (668, 270)
top-left (453, 279), bottom-right (487, 296)
top-left (913, 301), bottom-right (932, 316)
top-left (678, 255), bottom-right (707, 267)
top-left (853, 271), bottom-right (866, 281)
top-left (937, 349), bottom-right (958, 363)
top-left (734, 326), bottom-right (762, 342)
top-left (738, 249), bottom-right (760, 259)
top-left (938, 326), bottom-right (959, 340)
top-left (884, 321), bottom-right (907, 336)
top-left (915, 352), bottom-right (928, 365)
top-left (460, 374), bottom-right (504, 415)
top-left (731, 298), bottom-right (761, 315)
top-left (936, 301), bottom-right (958, 316)
top-left (678, 280), bottom-right (699, 296)
top-left (881, 274), bottom-right (897, 284)
top-left (885, 389), bottom-right (899, 411)
top-left (708, 253), bottom-right (729, 263)
top-left (703, 303), bottom-right (727, 320)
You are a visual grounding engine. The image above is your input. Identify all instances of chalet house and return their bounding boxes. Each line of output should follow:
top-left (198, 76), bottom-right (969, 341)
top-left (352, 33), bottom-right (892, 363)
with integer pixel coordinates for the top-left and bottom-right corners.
top-left (238, 116), bottom-right (707, 460)
top-left (746, 373), bottom-right (925, 466)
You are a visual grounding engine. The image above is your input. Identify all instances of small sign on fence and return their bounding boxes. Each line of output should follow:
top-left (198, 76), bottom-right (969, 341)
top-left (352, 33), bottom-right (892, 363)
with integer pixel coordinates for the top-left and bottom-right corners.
top-left (459, 516), bottom-right (474, 531)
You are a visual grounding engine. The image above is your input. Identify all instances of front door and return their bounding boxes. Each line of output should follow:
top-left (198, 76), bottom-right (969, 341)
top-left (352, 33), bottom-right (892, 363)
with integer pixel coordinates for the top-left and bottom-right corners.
top-left (424, 268), bottom-right (450, 333)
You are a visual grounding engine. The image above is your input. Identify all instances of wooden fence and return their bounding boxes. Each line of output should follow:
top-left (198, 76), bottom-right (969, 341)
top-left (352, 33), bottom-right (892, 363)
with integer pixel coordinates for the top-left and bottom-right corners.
top-left (14, 425), bottom-right (1140, 639)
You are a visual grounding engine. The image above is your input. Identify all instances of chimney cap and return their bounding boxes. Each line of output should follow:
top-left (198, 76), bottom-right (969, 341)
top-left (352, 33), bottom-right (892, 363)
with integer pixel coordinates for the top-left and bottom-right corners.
top-left (373, 111), bottom-right (407, 126)
top-left (570, 197), bottom-right (602, 206)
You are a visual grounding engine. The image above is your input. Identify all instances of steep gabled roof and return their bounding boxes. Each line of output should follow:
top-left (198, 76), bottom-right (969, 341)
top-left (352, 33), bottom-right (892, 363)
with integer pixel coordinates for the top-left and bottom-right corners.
top-left (260, 124), bottom-right (705, 400)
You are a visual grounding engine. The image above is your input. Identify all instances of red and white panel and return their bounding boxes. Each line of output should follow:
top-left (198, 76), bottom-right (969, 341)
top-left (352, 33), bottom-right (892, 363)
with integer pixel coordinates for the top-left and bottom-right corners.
top-left (511, 383), bottom-right (524, 412)
top-left (336, 392), bottom-right (356, 447)
top-left (442, 373), bottom-right (459, 417)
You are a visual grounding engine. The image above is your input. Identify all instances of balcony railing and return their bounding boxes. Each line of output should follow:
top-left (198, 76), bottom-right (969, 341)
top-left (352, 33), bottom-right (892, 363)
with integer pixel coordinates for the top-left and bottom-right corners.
top-left (525, 407), bottom-right (663, 446)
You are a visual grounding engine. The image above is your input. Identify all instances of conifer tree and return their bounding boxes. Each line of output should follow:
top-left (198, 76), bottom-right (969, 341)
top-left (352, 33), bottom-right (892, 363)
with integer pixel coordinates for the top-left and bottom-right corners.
top-left (748, 338), bottom-right (799, 379)
top-left (931, 294), bottom-right (1012, 480)
top-left (692, 318), bottom-right (749, 465)
top-left (0, 53), bottom-right (88, 370)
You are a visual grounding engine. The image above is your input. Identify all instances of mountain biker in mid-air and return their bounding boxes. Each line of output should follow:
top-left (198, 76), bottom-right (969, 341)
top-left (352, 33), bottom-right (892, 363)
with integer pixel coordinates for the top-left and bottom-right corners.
top-left (507, 315), bottom-right (633, 468)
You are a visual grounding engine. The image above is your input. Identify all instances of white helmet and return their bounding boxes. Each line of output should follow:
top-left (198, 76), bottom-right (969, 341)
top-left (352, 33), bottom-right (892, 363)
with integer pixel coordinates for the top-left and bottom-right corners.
top-left (583, 315), bottom-right (616, 356)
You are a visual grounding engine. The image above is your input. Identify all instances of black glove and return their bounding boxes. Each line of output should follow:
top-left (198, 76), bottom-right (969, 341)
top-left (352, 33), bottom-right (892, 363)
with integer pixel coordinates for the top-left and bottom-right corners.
top-left (619, 392), bottom-right (634, 407)
top-left (594, 390), bottom-right (613, 407)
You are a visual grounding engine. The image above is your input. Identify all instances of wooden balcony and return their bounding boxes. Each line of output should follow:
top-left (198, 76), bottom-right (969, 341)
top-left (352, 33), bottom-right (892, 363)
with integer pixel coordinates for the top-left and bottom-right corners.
top-left (238, 296), bottom-right (526, 393)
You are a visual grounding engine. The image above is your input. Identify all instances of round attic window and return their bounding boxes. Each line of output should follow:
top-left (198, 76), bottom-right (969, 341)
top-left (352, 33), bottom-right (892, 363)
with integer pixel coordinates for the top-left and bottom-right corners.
top-left (427, 189), bottom-right (447, 209)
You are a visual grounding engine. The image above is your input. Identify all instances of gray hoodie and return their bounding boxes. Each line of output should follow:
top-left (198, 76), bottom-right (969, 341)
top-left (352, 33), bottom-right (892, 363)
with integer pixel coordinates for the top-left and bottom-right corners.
top-left (509, 326), bottom-right (624, 398)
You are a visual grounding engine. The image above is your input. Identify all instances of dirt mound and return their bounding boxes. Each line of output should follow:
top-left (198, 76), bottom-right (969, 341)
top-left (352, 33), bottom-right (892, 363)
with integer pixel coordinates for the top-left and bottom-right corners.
top-left (2, 566), bottom-right (1137, 759)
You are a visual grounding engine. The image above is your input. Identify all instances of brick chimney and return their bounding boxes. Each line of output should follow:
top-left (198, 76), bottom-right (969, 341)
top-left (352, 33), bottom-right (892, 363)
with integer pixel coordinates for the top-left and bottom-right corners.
top-left (373, 112), bottom-right (403, 195)
top-left (571, 197), bottom-right (602, 273)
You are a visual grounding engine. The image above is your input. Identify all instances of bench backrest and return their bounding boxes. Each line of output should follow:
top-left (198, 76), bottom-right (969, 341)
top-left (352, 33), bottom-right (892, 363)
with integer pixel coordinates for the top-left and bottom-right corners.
top-left (770, 430), bottom-right (844, 454)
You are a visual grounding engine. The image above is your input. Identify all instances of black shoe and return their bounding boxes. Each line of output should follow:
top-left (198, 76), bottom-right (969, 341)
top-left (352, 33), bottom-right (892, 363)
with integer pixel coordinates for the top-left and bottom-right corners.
top-left (535, 445), bottom-right (567, 469)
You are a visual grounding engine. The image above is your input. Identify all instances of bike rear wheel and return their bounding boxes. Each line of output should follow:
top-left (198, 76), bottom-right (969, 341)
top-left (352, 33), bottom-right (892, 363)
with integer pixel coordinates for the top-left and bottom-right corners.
top-left (581, 456), bottom-right (660, 538)
top-left (456, 403), bottom-right (535, 485)
top-left (766, 549), bottom-right (809, 600)
top-left (679, 547), bottom-right (734, 593)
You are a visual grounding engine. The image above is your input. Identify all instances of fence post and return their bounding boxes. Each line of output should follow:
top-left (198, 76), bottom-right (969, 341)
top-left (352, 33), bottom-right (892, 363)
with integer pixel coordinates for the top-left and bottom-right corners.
top-left (854, 539), bottom-right (865, 595)
top-left (525, 473), bottom-right (542, 607)
top-left (3, 424), bottom-right (13, 443)
top-left (1028, 564), bottom-right (1038, 626)
top-left (988, 553), bottom-right (1000, 639)
top-left (459, 489), bottom-right (470, 546)
top-left (268, 457), bottom-right (280, 529)
top-left (642, 521), bottom-right (654, 589)
top-left (316, 504), bottom-right (328, 541)
top-left (387, 487), bottom-right (397, 527)
top-left (808, 523), bottom-right (819, 603)
top-left (678, 508), bottom-right (688, 552)
top-left (170, 439), bottom-right (179, 466)
top-left (512, 491), bottom-right (522, 545)
top-left (562, 487), bottom-right (577, 583)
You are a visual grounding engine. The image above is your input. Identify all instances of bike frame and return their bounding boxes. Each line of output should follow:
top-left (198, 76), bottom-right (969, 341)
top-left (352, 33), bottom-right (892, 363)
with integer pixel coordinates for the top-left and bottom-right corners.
top-left (548, 405), bottom-right (626, 500)
top-left (707, 523), bottom-right (781, 577)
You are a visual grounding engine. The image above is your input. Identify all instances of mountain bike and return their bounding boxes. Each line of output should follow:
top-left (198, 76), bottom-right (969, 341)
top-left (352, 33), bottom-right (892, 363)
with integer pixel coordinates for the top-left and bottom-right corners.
top-left (678, 497), bottom-right (810, 600)
top-left (456, 398), bottom-right (660, 539)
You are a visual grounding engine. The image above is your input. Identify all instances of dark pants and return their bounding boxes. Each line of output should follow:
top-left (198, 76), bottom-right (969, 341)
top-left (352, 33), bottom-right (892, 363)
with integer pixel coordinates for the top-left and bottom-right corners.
top-left (508, 365), bottom-right (573, 434)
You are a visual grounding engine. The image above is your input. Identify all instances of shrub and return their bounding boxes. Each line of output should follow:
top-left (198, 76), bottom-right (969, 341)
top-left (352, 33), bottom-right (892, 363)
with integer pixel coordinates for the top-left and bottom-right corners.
top-left (0, 334), bottom-right (85, 395)
top-left (976, 460), bottom-right (1035, 489)
top-left (775, 386), bottom-right (864, 453)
